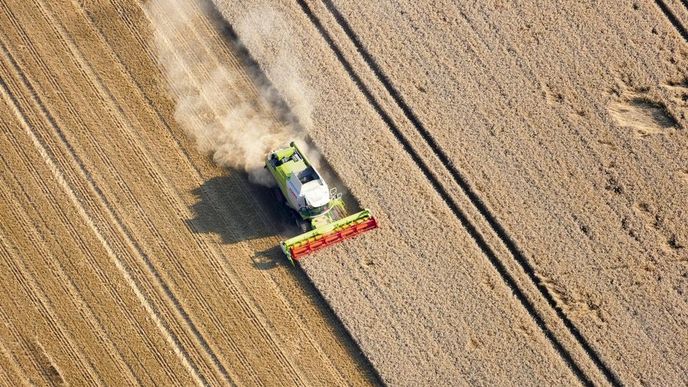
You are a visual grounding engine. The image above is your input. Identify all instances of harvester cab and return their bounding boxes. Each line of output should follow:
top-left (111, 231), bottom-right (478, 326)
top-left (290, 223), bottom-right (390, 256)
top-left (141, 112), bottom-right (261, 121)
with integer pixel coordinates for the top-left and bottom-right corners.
top-left (265, 141), bottom-right (378, 264)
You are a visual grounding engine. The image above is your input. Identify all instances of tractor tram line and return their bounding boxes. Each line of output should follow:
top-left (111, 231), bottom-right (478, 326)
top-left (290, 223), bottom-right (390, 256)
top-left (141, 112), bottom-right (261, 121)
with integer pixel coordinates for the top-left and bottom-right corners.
top-left (654, 0), bottom-right (688, 43)
top-left (295, 0), bottom-right (621, 385)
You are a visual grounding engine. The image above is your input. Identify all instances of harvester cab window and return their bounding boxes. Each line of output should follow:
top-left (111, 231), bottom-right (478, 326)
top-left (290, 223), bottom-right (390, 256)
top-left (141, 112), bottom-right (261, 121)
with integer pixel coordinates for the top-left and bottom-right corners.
top-left (298, 167), bottom-right (318, 184)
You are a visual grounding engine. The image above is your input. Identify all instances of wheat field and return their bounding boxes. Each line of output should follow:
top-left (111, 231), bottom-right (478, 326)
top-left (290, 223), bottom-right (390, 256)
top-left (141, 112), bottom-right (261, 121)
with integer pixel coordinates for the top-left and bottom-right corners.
top-left (1, 0), bottom-right (686, 385)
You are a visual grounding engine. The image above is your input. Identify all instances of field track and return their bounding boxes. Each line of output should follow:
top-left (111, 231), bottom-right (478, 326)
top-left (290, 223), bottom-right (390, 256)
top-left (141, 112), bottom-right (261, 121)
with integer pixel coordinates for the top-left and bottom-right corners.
top-left (307, 0), bottom-right (618, 382)
top-left (214, 0), bottom-right (688, 385)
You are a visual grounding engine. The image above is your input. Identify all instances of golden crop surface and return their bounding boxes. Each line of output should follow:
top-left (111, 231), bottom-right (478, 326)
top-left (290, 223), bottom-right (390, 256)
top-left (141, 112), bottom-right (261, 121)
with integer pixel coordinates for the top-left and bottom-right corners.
top-left (1, 0), bottom-right (686, 385)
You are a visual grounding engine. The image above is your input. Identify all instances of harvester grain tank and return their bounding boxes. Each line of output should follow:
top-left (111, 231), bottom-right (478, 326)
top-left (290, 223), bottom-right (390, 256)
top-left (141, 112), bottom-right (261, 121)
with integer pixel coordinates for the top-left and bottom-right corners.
top-left (265, 141), bottom-right (378, 264)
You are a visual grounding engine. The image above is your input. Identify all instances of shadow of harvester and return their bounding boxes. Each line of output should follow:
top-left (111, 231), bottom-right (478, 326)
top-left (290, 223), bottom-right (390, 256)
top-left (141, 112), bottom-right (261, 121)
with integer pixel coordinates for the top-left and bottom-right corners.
top-left (177, 0), bottom-right (384, 382)
top-left (185, 173), bottom-right (298, 271)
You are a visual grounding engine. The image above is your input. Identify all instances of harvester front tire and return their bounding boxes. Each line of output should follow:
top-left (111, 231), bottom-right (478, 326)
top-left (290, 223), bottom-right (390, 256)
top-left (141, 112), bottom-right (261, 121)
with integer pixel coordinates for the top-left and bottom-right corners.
top-left (295, 217), bottom-right (309, 233)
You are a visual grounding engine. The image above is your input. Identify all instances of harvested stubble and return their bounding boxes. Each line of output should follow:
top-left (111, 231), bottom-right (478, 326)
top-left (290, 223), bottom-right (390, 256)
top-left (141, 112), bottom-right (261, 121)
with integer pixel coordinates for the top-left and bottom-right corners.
top-left (0, 0), bottom-right (377, 385)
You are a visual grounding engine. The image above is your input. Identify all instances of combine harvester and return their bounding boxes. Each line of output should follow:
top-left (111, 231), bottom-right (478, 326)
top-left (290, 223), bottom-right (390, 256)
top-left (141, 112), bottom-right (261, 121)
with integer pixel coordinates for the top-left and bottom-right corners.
top-left (265, 141), bottom-right (378, 264)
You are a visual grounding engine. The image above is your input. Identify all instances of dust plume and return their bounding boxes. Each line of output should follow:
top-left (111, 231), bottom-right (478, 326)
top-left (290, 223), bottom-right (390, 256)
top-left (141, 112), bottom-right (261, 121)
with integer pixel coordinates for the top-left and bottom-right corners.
top-left (145, 0), bottom-right (314, 186)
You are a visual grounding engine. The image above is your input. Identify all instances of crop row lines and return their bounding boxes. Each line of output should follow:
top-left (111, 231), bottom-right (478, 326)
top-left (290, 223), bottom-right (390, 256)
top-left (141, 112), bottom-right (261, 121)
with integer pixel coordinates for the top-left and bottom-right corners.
top-left (290, 0), bottom-right (625, 385)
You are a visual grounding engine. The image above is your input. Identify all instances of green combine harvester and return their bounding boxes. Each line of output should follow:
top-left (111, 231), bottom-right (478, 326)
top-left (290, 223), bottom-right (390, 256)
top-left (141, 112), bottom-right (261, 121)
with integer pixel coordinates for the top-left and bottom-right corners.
top-left (265, 141), bottom-right (378, 264)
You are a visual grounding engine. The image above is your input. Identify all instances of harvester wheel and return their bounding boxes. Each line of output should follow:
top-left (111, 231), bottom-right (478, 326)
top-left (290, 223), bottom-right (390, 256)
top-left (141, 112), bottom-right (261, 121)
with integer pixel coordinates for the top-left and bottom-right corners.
top-left (295, 217), bottom-right (309, 233)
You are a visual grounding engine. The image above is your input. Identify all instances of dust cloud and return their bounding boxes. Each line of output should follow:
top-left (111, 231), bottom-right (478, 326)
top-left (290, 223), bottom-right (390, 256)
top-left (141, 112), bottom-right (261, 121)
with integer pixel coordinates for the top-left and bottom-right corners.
top-left (145, 0), bottom-right (314, 186)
